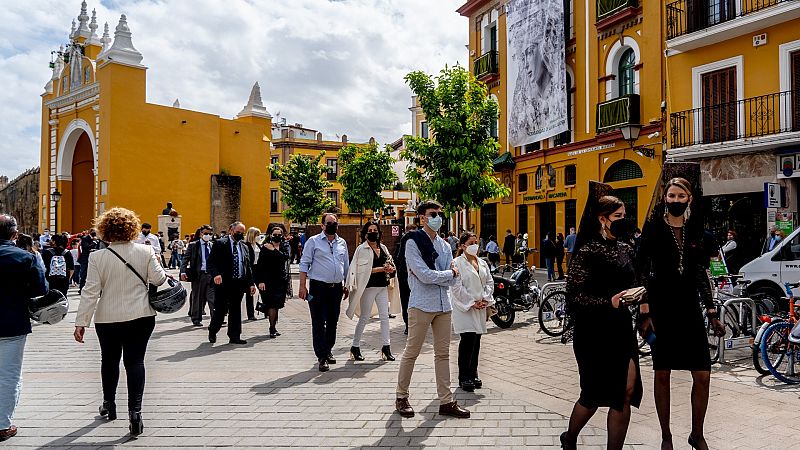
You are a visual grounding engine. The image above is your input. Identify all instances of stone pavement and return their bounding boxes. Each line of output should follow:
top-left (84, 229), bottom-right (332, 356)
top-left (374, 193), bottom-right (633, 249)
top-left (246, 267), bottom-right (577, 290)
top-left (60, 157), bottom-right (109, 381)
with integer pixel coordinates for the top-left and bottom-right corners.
top-left (7, 269), bottom-right (798, 449)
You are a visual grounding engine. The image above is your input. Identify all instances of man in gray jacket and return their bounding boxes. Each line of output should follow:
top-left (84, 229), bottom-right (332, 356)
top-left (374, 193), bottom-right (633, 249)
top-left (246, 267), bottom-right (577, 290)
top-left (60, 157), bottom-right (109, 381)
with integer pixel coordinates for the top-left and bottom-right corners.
top-left (395, 200), bottom-right (470, 419)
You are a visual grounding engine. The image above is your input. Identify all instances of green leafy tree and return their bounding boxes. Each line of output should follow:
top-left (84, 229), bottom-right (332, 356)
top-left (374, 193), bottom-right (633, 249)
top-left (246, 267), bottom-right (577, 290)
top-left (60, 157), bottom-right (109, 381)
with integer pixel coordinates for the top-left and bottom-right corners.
top-left (402, 65), bottom-right (510, 212)
top-left (272, 152), bottom-right (334, 226)
top-left (338, 142), bottom-right (398, 225)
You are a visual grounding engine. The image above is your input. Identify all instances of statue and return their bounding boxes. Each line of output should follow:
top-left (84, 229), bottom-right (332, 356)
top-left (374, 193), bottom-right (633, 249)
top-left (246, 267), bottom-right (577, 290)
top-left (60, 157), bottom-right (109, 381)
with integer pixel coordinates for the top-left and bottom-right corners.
top-left (162, 201), bottom-right (178, 217)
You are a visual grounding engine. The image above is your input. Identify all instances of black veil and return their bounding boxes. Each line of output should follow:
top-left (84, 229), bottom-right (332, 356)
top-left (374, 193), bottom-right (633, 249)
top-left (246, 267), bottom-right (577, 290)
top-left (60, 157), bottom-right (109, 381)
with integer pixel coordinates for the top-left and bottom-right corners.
top-left (573, 180), bottom-right (613, 256)
top-left (642, 162), bottom-right (705, 242)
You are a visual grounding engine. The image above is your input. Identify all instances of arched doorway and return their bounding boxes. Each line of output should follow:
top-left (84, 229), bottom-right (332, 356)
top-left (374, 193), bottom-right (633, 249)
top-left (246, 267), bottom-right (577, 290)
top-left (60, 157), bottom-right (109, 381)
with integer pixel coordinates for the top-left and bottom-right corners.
top-left (71, 132), bottom-right (94, 232)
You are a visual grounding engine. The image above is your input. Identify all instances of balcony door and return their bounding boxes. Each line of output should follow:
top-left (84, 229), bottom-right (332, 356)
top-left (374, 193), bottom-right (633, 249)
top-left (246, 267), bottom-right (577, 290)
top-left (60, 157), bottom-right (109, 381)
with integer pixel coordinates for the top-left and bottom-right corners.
top-left (793, 51), bottom-right (800, 132)
top-left (687, 0), bottom-right (736, 32)
top-left (702, 66), bottom-right (737, 144)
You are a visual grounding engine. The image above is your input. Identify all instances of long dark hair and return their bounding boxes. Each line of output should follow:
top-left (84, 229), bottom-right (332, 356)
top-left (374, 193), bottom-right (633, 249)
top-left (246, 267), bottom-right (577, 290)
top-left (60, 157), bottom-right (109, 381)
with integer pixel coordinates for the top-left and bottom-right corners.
top-left (360, 221), bottom-right (381, 243)
top-left (16, 233), bottom-right (36, 254)
top-left (455, 231), bottom-right (477, 257)
top-left (574, 195), bottom-right (625, 255)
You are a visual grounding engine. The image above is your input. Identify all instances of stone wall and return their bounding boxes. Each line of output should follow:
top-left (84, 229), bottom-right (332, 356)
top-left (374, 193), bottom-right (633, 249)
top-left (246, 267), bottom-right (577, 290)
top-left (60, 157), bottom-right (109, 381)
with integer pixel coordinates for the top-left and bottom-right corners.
top-left (210, 174), bottom-right (241, 232)
top-left (0, 167), bottom-right (40, 234)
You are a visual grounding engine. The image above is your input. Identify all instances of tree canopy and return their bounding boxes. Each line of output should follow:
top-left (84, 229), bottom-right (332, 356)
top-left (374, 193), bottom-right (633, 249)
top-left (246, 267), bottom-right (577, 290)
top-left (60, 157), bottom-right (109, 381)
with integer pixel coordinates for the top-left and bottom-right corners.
top-left (272, 152), bottom-right (334, 225)
top-left (338, 142), bottom-right (398, 224)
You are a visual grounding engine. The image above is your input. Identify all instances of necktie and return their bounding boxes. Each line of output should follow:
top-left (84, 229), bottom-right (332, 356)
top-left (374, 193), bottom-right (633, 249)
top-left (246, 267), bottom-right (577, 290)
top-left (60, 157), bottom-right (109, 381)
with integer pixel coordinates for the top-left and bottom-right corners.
top-left (232, 241), bottom-right (240, 278)
top-left (203, 243), bottom-right (210, 263)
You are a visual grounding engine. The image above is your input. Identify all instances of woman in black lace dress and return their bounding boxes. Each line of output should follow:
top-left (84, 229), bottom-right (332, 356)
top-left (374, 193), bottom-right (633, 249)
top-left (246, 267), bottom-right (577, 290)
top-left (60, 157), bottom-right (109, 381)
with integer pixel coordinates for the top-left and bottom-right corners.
top-left (255, 223), bottom-right (290, 338)
top-left (635, 177), bottom-right (724, 450)
top-left (560, 195), bottom-right (642, 450)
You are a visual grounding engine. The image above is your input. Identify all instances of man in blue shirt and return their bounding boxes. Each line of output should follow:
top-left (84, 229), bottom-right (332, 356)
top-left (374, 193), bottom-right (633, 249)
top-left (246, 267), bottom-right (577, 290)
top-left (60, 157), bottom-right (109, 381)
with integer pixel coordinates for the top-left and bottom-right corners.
top-left (0, 214), bottom-right (48, 442)
top-left (564, 227), bottom-right (577, 273)
top-left (299, 213), bottom-right (350, 372)
top-left (395, 200), bottom-right (470, 419)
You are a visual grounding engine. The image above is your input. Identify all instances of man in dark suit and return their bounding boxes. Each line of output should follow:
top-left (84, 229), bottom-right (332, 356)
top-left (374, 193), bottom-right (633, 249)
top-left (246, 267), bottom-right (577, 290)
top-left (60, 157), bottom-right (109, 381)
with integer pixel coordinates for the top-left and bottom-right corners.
top-left (207, 221), bottom-right (256, 344)
top-left (502, 229), bottom-right (516, 265)
top-left (180, 225), bottom-right (216, 327)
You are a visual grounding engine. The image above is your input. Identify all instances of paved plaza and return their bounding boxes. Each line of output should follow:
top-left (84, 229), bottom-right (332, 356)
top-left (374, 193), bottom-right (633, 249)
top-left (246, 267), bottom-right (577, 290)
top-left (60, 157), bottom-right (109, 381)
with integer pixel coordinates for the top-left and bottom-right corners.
top-left (7, 269), bottom-right (799, 449)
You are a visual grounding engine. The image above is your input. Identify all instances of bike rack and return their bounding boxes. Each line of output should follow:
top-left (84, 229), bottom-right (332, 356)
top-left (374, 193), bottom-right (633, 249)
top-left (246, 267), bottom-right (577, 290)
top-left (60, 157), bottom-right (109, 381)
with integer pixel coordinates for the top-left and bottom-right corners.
top-left (541, 281), bottom-right (567, 300)
top-left (718, 297), bottom-right (758, 364)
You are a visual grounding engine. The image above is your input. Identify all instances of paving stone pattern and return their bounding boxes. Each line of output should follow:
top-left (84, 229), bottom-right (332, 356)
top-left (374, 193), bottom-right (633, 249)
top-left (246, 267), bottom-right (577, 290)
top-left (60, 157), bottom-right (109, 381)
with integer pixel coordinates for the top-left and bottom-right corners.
top-left (8, 269), bottom-right (797, 449)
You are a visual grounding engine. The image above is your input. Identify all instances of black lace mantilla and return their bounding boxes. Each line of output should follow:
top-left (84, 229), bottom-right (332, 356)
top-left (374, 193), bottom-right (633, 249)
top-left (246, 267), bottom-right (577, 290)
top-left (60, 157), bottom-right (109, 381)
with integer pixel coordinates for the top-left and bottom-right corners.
top-left (566, 238), bottom-right (635, 307)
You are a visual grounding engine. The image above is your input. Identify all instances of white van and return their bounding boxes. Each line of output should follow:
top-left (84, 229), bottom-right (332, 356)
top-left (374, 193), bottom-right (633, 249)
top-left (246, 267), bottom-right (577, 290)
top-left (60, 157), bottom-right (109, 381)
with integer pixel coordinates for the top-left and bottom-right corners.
top-left (739, 227), bottom-right (800, 311)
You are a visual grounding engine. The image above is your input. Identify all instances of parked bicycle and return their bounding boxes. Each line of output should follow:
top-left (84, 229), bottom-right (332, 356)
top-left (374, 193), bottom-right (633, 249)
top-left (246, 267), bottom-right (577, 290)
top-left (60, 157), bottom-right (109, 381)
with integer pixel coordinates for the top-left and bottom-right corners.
top-left (758, 282), bottom-right (800, 384)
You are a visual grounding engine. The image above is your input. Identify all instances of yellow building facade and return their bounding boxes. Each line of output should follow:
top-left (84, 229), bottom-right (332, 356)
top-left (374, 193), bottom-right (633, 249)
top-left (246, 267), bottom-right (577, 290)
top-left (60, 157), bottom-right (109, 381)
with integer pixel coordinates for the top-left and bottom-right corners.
top-left (456, 0), bottom-right (664, 263)
top-left (40, 3), bottom-right (271, 235)
top-left (268, 124), bottom-right (411, 229)
top-left (664, 0), bottom-right (800, 262)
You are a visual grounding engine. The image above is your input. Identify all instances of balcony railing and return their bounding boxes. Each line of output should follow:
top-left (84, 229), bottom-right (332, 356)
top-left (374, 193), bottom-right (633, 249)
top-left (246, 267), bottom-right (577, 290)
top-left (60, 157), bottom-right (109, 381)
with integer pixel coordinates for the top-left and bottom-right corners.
top-left (670, 90), bottom-right (800, 148)
top-left (596, 94), bottom-right (641, 134)
top-left (473, 50), bottom-right (499, 79)
top-left (667, 0), bottom-right (791, 40)
top-left (597, 0), bottom-right (638, 21)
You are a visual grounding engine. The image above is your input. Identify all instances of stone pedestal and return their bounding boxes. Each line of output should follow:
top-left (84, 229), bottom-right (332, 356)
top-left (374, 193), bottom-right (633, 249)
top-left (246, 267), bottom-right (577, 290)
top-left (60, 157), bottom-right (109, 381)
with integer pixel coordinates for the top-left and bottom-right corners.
top-left (158, 214), bottom-right (182, 242)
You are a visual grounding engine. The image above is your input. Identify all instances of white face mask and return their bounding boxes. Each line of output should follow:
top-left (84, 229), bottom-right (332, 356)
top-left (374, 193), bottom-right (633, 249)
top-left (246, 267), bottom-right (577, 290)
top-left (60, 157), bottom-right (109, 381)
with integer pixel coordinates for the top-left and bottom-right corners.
top-left (465, 244), bottom-right (479, 256)
top-left (201, 234), bottom-right (212, 242)
top-left (427, 215), bottom-right (443, 232)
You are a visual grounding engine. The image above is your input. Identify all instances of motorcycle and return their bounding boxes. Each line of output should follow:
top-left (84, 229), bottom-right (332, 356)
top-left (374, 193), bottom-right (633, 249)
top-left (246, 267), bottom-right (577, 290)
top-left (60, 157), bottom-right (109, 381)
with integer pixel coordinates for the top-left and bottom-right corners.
top-left (490, 262), bottom-right (541, 328)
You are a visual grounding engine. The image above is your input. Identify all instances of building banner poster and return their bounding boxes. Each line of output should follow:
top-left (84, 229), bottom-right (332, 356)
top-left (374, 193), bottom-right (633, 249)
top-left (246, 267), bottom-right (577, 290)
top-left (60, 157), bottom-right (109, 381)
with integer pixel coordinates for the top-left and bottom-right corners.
top-left (506, 0), bottom-right (568, 147)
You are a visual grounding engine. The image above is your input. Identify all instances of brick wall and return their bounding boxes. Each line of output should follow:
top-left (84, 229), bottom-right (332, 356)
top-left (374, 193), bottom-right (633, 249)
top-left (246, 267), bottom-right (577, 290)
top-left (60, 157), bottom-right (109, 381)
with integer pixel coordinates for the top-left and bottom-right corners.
top-left (0, 167), bottom-right (40, 234)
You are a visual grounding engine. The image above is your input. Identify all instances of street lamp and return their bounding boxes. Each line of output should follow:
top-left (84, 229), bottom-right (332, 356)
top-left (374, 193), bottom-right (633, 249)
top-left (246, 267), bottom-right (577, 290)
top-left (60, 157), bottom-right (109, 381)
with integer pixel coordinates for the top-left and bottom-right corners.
top-left (620, 124), bottom-right (641, 148)
top-left (51, 189), bottom-right (62, 233)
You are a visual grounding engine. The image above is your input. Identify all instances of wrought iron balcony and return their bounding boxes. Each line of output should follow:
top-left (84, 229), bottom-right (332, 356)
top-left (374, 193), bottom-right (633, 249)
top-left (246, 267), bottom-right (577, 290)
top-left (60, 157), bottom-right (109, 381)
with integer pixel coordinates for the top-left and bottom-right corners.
top-left (596, 94), bottom-right (641, 134)
top-left (667, 0), bottom-right (791, 40)
top-left (597, 0), bottom-right (639, 21)
top-left (670, 90), bottom-right (800, 148)
top-left (473, 50), bottom-right (499, 79)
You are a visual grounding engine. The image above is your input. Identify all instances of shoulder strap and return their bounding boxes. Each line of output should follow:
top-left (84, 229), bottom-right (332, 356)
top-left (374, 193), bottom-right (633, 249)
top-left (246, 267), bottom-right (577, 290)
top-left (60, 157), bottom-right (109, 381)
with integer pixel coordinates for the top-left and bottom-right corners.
top-left (106, 247), bottom-right (148, 287)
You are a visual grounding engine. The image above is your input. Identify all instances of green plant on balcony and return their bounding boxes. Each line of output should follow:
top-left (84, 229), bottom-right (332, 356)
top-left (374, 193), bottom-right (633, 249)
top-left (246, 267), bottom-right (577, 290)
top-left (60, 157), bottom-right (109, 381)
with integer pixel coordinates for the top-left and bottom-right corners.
top-left (597, 0), bottom-right (638, 21)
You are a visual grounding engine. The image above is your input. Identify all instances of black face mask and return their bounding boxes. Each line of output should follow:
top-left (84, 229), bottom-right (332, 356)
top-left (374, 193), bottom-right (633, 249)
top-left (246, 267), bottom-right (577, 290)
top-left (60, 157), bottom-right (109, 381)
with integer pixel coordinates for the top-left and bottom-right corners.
top-left (325, 223), bottom-right (338, 235)
top-left (665, 201), bottom-right (688, 217)
top-left (609, 218), bottom-right (634, 241)
top-left (366, 232), bottom-right (379, 242)
top-left (271, 235), bottom-right (282, 243)
top-left (232, 232), bottom-right (244, 241)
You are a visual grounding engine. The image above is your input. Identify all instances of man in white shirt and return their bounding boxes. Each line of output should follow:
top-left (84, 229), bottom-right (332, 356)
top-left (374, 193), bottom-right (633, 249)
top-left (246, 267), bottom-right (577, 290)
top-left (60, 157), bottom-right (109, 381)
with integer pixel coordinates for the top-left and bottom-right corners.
top-left (39, 229), bottom-right (52, 248)
top-left (135, 223), bottom-right (161, 263)
top-left (181, 225), bottom-right (216, 326)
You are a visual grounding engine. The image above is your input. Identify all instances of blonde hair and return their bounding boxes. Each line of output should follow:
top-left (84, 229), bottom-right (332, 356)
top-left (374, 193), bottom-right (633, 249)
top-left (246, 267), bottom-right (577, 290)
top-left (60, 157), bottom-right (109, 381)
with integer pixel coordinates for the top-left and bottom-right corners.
top-left (245, 227), bottom-right (261, 245)
top-left (666, 177), bottom-right (693, 197)
top-left (95, 207), bottom-right (141, 242)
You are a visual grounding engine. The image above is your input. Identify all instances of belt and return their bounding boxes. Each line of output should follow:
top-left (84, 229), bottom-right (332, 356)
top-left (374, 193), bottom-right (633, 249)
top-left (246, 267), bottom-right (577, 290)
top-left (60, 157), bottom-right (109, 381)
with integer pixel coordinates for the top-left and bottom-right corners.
top-left (310, 279), bottom-right (342, 288)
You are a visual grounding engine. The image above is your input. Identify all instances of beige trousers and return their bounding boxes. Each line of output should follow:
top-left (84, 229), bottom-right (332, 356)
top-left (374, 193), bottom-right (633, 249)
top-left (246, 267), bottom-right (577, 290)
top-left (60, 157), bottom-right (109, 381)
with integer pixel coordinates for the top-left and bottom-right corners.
top-left (396, 307), bottom-right (453, 405)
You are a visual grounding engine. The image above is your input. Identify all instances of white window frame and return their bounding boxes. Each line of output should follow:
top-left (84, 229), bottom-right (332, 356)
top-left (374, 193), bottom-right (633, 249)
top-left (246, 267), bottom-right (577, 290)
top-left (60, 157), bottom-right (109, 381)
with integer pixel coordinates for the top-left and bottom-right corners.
top-left (691, 55), bottom-right (745, 144)
top-left (489, 94), bottom-right (500, 139)
top-left (779, 39), bottom-right (800, 130)
top-left (605, 37), bottom-right (641, 99)
top-left (480, 9), bottom-right (500, 55)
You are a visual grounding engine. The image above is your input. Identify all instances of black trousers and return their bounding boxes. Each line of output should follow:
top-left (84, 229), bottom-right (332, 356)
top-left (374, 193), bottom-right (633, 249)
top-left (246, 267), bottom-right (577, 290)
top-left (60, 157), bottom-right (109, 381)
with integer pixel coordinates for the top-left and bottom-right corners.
top-left (47, 277), bottom-right (69, 297)
top-left (556, 255), bottom-right (564, 278)
top-left (245, 292), bottom-right (256, 320)
top-left (458, 332), bottom-right (482, 382)
top-left (209, 279), bottom-right (247, 340)
top-left (308, 280), bottom-right (343, 360)
top-left (398, 274), bottom-right (410, 327)
top-left (95, 316), bottom-right (155, 412)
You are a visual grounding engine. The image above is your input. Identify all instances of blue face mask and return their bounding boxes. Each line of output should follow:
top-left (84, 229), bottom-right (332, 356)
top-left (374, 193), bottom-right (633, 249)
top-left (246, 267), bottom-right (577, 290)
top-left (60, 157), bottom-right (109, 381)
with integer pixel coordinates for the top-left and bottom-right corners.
top-left (427, 215), bottom-right (443, 232)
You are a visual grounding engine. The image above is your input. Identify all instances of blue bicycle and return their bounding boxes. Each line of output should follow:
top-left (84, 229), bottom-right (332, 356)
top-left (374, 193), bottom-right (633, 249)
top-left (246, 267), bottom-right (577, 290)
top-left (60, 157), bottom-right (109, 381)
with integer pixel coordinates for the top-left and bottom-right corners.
top-left (759, 282), bottom-right (800, 384)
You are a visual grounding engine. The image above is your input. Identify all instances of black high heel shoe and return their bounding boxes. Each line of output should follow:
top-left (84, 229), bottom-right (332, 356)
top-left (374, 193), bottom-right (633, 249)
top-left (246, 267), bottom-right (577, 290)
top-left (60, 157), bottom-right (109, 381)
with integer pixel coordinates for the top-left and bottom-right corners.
top-left (688, 435), bottom-right (707, 450)
top-left (380, 345), bottom-right (395, 361)
top-left (99, 401), bottom-right (116, 421)
top-left (350, 346), bottom-right (365, 361)
top-left (560, 431), bottom-right (577, 450)
top-left (129, 411), bottom-right (143, 436)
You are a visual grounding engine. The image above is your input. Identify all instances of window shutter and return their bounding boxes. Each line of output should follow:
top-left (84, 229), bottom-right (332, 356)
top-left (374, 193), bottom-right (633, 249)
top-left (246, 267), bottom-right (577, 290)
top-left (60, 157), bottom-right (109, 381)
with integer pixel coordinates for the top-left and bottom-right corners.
top-left (702, 67), bottom-right (737, 143)
top-left (792, 51), bottom-right (800, 131)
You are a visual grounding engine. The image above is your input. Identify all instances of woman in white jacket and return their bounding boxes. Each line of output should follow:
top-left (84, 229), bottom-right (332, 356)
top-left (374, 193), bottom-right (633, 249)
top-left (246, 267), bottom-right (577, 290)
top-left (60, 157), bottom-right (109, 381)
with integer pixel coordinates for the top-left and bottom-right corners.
top-left (451, 231), bottom-right (494, 392)
top-left (345, 221), bottom-right (401, 361)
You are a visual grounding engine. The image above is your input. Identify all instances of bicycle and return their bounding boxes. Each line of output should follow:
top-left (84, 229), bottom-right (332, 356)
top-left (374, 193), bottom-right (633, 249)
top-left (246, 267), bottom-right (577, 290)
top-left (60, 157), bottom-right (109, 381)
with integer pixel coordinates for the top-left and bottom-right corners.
top-left (704, 275), bottom-right (769, 364)
top-left (759, 282), bottom-right (800, 384)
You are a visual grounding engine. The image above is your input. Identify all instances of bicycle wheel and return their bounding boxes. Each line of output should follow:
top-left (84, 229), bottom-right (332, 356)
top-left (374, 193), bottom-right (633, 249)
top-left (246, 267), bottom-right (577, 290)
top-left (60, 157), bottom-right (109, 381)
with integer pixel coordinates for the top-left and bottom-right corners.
top-left (539, 291), bottom-right (568, 337)
top-left (703, 308), bottom-right (722, 363)
top-left (760, 321), bottom-right (800, 384)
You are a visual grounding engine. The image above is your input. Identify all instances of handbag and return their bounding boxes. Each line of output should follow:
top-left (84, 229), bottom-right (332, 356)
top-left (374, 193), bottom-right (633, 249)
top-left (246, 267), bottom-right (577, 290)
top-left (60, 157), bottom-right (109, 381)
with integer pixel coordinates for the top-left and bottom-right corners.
top-left (106, 247), bottom-right (187, 313)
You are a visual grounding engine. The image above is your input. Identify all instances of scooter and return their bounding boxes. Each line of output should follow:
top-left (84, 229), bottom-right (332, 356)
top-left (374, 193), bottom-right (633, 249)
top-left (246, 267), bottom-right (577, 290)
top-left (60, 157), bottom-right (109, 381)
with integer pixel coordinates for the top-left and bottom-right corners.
top-left (491, 260), bottom-right (541, 329)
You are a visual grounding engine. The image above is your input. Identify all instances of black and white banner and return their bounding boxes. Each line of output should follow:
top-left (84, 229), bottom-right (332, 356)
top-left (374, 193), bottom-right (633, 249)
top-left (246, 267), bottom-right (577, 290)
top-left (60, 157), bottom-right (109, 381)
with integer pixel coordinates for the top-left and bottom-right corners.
top-left (506, 0), bottom-right (568, 147)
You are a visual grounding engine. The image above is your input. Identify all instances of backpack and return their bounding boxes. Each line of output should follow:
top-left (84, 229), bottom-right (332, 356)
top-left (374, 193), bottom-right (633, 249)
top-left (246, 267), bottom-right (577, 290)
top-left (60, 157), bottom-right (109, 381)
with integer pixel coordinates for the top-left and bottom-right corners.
top-left (49, 250), bottom-right (68, 278)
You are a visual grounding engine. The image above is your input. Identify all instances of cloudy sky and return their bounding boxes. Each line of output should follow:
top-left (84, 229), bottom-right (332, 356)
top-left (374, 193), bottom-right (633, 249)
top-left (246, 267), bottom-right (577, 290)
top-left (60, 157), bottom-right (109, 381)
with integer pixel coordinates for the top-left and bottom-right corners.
top-left (0, 0), bottom-right (467, 178)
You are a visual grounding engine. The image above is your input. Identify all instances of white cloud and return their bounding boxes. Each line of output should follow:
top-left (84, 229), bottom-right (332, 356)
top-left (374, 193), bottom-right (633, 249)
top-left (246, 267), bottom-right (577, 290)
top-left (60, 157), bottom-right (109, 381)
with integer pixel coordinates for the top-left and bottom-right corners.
top-left (0, 0), bottom-right (467, 177)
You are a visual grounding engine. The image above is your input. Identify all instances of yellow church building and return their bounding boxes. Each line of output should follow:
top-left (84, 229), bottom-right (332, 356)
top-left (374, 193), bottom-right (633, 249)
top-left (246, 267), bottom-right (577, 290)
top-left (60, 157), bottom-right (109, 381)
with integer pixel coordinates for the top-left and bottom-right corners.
top-left (39, 2), bottom-right (271, 235)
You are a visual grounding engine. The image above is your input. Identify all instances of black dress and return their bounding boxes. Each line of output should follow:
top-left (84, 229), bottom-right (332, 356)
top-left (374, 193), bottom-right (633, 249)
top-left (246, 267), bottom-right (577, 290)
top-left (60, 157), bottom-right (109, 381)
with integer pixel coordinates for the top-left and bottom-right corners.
top-left (636, 219), bottom-right (713, 371)
top-left (566, 238), bottom-right (643, 411)
top-left (255, 245), bottom-right (289, 309)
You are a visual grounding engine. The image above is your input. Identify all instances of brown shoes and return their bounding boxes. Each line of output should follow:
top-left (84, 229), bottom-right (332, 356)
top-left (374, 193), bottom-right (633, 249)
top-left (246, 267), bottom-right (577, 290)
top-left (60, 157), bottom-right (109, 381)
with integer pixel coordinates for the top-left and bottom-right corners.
top-left (0, 425), bottom-right (18, 441)
top-left (395, 397), bottom-right (414, 418)
top-left (439, 401), bottom-right (470, 418)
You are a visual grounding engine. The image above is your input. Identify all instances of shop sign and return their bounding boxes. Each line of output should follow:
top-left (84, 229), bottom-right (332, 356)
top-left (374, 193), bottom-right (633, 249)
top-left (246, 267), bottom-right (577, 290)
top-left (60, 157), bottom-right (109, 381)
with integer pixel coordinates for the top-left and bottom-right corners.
top-left (566, 143), bottom-right (615, 157)
top-left (523, 191), bottom-right (568, 202)
top-left (709, 258), bottom-right (728, 277)
top-left (776, 209), bottom-right (794, 236)
top-left (776, 153), bottom-right (800, 179)
top-left (764, 182), bottom-right (783, 208)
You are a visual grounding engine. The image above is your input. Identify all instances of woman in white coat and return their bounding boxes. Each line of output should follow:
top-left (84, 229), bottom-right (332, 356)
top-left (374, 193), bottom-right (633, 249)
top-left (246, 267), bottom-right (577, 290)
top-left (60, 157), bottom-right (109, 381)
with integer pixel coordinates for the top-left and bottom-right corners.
top-left (451, 231), bottom-right (494, 392)
top-left (345, 221), bottom-right (401, 361)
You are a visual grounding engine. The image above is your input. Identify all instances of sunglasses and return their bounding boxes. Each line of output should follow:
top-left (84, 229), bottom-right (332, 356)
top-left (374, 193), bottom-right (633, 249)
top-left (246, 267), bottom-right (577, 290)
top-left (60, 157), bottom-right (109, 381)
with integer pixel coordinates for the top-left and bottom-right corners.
top-left (203, 232), bottom-right (213, 236)
top-left (427, 212), bottom-right (446, 219)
